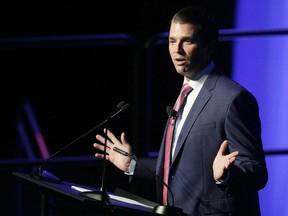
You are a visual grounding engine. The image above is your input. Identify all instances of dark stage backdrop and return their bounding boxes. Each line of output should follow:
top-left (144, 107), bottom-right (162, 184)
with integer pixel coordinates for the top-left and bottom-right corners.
top-left (0, 1), bottom-right (235, 215)
top-left (0, 36), bottom-right (143, 158)
top-left (0, 1), bottom-right (235, 159)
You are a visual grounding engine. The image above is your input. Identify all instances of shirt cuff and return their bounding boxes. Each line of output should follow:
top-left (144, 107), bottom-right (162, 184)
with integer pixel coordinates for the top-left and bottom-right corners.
top-left (215, 171), bottom-right (230, 185)
top-left (124, 158), bottom-right (136, 175)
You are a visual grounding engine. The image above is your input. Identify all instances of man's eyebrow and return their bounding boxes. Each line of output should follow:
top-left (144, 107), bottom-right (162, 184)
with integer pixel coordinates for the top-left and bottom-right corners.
top-left (169, 35), bottom-right (193, 38)
top-left (184, 35), bottom-right (196, 39)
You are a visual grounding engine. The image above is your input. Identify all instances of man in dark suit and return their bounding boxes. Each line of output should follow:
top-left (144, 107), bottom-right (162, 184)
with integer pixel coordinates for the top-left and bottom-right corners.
top-left (93, 6), bottom-right (268, 216)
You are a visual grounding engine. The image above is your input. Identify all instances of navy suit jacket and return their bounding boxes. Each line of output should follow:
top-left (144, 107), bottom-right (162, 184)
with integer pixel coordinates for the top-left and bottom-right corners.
top-left (136, 68), bottom-right (268, 216)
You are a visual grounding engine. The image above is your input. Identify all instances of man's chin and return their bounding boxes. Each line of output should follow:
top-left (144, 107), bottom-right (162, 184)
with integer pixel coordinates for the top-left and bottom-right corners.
top-left (176, 70), bottom-right (189, 77)
top-left (176, 66), bottom-right (190, 74)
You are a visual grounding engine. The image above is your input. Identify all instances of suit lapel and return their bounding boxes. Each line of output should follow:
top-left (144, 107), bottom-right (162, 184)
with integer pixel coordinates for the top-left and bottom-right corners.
top-left (171, 69), bottom-right (222, 164)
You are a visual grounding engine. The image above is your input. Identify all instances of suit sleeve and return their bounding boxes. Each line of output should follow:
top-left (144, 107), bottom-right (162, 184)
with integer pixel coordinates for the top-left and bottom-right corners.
top-left (133, 157), bottom-right (158, 181)
top-left (224, 90), bottom-right (268, 192)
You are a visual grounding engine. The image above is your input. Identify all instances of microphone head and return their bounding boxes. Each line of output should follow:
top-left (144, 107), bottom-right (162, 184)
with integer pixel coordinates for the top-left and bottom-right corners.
top-left (166, 106), bottom-right (172, 114)
top-left (109, 102), bottom-right (130, 118)
top-left (167, 106), bottom-right (177, 118)
top-left (117, 101), bottom-right (126, 108)
top-left (121, 103), bottom-right (130, 112)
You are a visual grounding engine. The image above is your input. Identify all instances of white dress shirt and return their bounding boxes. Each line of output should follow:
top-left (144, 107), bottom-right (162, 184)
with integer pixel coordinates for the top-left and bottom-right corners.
top-left (126, 61), bottom-right (215, 175)
top-left (171, 61), bottom-right (215, 158)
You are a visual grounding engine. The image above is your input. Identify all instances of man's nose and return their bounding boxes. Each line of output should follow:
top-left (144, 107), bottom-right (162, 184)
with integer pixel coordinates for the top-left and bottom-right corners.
top-left (175, 42), bottom-right (184, 54)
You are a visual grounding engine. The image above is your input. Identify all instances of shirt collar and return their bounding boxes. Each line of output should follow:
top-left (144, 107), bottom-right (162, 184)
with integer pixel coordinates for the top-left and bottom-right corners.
top-left (184, 61), bottom-right (215, 90)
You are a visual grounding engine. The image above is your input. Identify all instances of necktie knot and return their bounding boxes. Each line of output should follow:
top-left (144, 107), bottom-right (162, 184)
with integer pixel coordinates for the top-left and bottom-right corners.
top-left (173, 83), bottom-right (193, 112)
top-left (181, 83), bottom-right (193, 96)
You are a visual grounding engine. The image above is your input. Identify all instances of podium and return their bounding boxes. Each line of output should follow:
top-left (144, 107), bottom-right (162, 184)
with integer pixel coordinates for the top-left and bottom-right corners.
top-left (13, 172), bottom-right (158, 216)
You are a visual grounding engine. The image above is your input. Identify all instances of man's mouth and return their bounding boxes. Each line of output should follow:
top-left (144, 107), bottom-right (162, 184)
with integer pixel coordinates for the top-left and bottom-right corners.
top-left (174, 57), bottom-right (187, 66)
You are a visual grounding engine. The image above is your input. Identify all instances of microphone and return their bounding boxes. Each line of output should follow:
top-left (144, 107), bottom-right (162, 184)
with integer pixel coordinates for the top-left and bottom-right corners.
top-left (30, 101), bottom-right (130, 187)
top-left (80, 101), bottom-right (130, 203)
top-left (166, 106), bottom-right (178, 127)
top-left (166, 106), bottom-right (177, 119)
top-left (113, 146), bottom-right (183, 216)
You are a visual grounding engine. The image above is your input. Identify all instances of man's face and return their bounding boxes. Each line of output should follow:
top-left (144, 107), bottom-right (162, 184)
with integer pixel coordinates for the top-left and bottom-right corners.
top-left (169, 22), bottom-right (210, 79)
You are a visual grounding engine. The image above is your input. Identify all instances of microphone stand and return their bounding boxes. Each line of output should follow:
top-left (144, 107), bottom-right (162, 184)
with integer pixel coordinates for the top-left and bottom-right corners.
top-left (79, 102), bottom-right (129, 203)
top-left (113, 147), bottom-right (183, 216)
top-left (79, 114), bottom-right (112, 203)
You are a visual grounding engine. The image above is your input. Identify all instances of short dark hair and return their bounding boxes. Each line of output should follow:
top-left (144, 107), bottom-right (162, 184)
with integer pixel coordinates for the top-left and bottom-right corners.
top-left (172, 6), bottom-right (219, 45)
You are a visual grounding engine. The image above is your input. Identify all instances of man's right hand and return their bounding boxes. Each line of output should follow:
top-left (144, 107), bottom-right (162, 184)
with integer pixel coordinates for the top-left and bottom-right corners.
top-left (93, 128), bottom-right (132, 172)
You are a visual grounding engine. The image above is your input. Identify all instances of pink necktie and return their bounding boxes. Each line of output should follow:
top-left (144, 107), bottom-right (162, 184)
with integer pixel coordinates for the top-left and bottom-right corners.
top-left (162, 83), bottom-right (193, 205)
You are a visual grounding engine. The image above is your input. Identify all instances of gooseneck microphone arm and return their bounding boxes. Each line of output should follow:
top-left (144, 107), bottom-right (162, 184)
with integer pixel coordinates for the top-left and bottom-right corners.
top-left (113, 147), bottom-right (183, 216)
top-left (112, 147), bottom-right (174, 206)
top-left (98, 101), bottom-right (119, 196)
top-left (79, 101), bottom-right (130, 203)
top-left (31, 101), bottom-right (129, 186)
top-left (101, 113), bottom-right (109, 194)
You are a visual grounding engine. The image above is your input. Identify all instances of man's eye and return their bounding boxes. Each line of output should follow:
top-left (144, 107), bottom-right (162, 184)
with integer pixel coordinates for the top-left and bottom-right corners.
top-left (185, 39), bottom-right (196, 44)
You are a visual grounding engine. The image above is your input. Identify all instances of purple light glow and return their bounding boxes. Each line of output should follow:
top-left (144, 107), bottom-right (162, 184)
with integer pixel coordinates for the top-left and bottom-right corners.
top-left (234, 1), bottom-right (288, 215)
